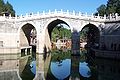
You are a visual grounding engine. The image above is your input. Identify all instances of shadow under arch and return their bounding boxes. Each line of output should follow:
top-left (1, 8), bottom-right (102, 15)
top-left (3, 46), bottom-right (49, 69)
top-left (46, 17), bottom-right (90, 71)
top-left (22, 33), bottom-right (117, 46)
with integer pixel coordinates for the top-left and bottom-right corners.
top-left (19, 23), bottom-right (37, 80)
top-left (81, 23), bottom-right (100, 48)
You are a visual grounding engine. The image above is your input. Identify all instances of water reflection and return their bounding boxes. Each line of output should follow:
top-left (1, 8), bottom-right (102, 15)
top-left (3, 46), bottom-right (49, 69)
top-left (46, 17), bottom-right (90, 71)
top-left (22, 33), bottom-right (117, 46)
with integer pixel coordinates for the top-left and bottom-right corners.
top-left (45, 49), bottom-right (94, 80)
top-left (20, 57), bottom-right (36, 80)
top-left (79, 62), bottom-right (91, 78)
top-left (30, 58), bottom-right (36, 74)
top-left (95, 58), bottom-right (120, 80)
top-left (45, 46), bottom-right (120, 80)
top-left (70, 56), bottom-right (80, 79)
top-left (50, 59), bottom-right (71, 80)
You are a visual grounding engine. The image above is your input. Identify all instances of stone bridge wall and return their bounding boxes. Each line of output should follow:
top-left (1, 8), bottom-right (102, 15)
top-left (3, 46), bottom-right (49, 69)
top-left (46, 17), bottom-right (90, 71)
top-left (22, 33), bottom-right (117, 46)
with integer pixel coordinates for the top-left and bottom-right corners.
top-left (0, 10), bottom-right (120, 79)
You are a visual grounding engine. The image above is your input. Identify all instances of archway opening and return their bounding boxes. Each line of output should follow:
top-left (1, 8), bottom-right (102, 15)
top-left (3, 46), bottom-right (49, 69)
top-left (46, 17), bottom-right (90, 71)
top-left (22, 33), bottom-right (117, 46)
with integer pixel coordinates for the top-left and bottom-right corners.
top-left (19, 23), bottom-right (37, 57)
top-left (48, 19), bottom-right (70, 40)
top-left (80, 23), bottom-right (100, 61)
top-left (80, 24), bottom-right (100, 49)
top-left (44, 19), bottom-right (72, 79)
top-left (44, 19), bottom-right (71, 52)
top-left (19, 23), bottom-right (37, 80)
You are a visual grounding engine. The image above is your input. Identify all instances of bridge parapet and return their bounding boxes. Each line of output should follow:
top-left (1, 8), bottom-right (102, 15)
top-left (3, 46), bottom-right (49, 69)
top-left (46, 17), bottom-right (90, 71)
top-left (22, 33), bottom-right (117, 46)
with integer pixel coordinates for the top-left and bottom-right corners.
top-left (0, 9), bottom-right (119, 22)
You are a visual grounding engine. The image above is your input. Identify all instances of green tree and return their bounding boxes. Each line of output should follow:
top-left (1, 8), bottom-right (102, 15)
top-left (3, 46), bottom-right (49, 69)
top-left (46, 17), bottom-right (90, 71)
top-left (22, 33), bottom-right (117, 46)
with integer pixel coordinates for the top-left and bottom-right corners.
top-left (0, 0), bottom-right (15, 16)
top-left (51, 25), bottom-right (71, 42)
top-left (95, 0), bottom-right (120, 16)
top-left (96, 4), bottom-right (106, 16)
top-left (4, 1), bottom-right (15, 16)
top-left (0, 0), bottom-right (5, 13)
top-left (106, 0), bottom-right (118, 15)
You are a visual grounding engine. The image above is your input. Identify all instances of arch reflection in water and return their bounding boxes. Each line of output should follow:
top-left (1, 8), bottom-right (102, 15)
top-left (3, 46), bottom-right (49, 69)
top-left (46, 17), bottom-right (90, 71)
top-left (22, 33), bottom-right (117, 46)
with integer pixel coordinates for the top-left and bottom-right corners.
top-left (79, 62), bottom-right (91, 78)
top-left (50, 59), bottom-right (71, 80)
top-left (20, 57), bottom-right (36, 80)
top-left (30, 58), bottom-right (36, 74)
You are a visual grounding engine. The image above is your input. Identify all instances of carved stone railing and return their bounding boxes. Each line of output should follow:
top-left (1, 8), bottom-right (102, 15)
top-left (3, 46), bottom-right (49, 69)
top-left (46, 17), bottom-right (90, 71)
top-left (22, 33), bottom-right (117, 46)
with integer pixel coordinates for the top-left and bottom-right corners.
top-left (0, 9), bottom-right (120, 22)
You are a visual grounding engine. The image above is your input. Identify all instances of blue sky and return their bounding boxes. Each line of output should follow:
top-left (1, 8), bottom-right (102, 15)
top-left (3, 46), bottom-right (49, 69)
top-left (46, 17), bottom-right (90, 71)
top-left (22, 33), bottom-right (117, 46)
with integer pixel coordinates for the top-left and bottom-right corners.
top-left (4, 0), bottom-right (107, 15)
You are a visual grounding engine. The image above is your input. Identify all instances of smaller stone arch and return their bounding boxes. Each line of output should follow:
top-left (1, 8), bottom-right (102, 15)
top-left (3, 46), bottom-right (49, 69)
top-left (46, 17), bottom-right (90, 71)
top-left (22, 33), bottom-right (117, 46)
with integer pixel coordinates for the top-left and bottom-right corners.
top-left (80, 22), bottom-right (101, 32)
top-left (18, 23), bottom-right (37, 46)
top-left (80, 23), bottom-right (100, 48)
top-left (18, 22), bottom-right (37, 34)
top-left (18, 22), bottom-right (37, 80)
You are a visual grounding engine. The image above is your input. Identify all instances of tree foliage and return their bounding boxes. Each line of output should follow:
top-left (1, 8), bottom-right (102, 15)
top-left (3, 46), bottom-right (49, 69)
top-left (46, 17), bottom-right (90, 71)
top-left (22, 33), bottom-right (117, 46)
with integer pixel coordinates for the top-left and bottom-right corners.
top-left (95, 4), bottom-right (106, 16)
top-left (0, 0), bottom-right (15, 16)
top-left (95, 0), bottom-right (120, 16)
top-left (52, 25), bottom-right (71, 42)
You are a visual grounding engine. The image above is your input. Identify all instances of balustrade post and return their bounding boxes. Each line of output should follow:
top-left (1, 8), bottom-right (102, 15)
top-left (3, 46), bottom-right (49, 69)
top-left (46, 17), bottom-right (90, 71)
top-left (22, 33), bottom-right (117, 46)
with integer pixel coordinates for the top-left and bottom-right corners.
top-left (26, 13), bottom-right (28, 17)
top-left (9, 14), bottom-right (11, 18)
top-left (67, 10), bottom-right (69, 15)
top-left (20, 14), bottom-right (23, 18)
top-left (85, 12), bottom-right (87, 17)
top-left (3, 14), bottom-right (5, 17)
top-left (109, 14), bottom-right (112, 20)
top-left (91, 13), bottom-right (94, 18)
top-left (54, 9), bottom-right (57, 14)
top-left (115, 13), bottom-right (118, 20)
top-left (42, 11), bottom-right (45, 15)
top-left (15, 14), bottom-right (18, 19)
top-left (37, 12), bottom-right (40, 16)
top-left (97, 14), bottom-right (100, 19)
top-left (104, 14), bottom-right (106, 19)
top-left (79, 12), bottom-right (81, 16)
top-left (48, 10), bottom-right (51, 14)
top-left (60, 9), bottom-right (63, 14)
top-left (72, 10), bottom-right (75, 15)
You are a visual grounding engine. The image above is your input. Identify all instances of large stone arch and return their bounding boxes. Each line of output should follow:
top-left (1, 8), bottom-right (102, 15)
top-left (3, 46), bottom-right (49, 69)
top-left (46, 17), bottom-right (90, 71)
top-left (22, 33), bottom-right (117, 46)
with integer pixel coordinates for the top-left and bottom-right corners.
top-left (43, 18), bottom-right (72, 50)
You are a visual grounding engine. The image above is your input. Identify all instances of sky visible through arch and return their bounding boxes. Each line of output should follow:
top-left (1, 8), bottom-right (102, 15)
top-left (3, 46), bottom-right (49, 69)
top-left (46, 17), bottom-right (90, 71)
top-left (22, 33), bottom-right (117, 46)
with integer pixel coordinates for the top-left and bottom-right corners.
top-left (4, 0), bottom-right (107, 15)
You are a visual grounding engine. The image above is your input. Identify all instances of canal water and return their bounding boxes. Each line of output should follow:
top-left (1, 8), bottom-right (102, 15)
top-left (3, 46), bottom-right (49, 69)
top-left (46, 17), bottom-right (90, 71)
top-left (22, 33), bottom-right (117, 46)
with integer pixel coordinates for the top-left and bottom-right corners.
top-left (20, 56), bottom-right (36, 80)
top-left (19, 48), bottom-right (120, 80)
top-left (44, 48), bottom-right (120, 80)
top-left (45, 49), bottom-right (97, 80)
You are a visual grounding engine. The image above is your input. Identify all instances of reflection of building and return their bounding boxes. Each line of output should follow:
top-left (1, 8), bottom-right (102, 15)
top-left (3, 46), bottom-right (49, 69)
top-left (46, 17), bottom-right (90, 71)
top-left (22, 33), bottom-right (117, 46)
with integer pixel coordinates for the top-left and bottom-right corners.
top-left (96, 58), bottom-right (120, 80)
top-left (52, 39), bottom-right (71, 50)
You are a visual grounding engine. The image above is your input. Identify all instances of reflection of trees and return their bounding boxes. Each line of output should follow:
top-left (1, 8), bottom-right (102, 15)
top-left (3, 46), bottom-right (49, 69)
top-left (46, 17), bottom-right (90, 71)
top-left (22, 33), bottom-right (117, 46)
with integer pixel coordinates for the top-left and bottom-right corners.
top-left (51, 50), bottom-right (71, 62)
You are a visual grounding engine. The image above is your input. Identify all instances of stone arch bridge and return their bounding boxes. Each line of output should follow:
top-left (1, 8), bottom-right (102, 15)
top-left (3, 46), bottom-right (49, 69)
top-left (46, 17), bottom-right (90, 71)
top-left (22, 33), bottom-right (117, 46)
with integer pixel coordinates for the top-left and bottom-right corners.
top-left (0, 10), bottom-right (120, 79)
